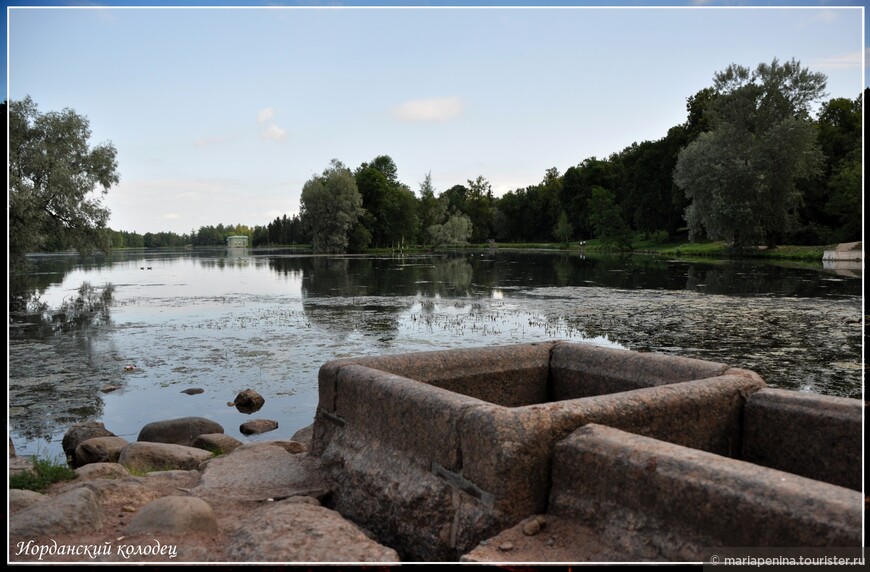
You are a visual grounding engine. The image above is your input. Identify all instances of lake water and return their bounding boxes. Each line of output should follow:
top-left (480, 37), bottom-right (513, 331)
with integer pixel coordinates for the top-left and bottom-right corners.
top-left (8, 247), bottom-right (863, 461)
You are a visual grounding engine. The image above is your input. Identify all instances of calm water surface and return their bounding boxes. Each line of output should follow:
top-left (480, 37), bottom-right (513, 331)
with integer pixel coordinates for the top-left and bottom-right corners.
top-left (8, 248), bottom-right (863, 460)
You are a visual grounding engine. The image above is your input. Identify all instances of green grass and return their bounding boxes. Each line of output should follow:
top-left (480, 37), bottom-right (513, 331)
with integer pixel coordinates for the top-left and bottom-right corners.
top-left (10, 456), bottom-right (77, 492)
top-left (357, 236), bottom-right (835, 261)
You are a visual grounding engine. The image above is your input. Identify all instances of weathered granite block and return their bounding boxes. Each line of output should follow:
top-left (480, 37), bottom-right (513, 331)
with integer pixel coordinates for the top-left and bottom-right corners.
top-left (313, 341), bottom-right (767, 561)
top-left (573, 374), bottom-right (764, 457)
top-left (458, 373), bottom-right (766, 524)
top-left (318, 428), bottom-right (464, 561)
top-left (743, 388), bottom-right (863, 491)
top-left (333, 364), bottom-right (484, 470)
top-left (549, 424), bottom-right (863, 559)
top-left (322, 341), bottom-right (555, 407)
top-left (551, 342), bottom-right (735, 398)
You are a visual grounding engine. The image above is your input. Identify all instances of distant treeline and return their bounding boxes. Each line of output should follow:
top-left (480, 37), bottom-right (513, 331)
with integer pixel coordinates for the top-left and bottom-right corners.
top-left (109, 80), bottom-right (862, 253)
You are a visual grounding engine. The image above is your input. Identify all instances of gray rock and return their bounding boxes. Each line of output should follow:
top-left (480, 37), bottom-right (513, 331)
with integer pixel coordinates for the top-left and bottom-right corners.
top-left (233, 389), bottom-right (265, 414)
top-left (125, 496), bottom-right (218, 536)
top-left (62, 421), bottom-right (115, 461)
top-left (192, 433), bottom-right (243, 455)
top-left (240, 439), bottom-right (305, 454)
top-left (75, 462), bottom-right (131, 480)
top-left (522, 515), bottom-right (547, 536)
top-left (137, 416), bottom-right (224, 447)
top-left (70, 478), bottom-right (161, 508)
top-left (140, 470), bottom-right (202, 495)
top-left (226, 500), bottom-right (399, 562)
top-left (9, 489), bottom-right (48, 513)
top-left (193, 445), bottom-right (328, 502)
top-left (10, 487), bottom-right (103, 537)
top-left (239, 419), bottom-right (278, 435)
top-left (290, 423), bottom-right (314, 450)
top-left (9, 456), bottom-right (35, 477)
top-left (75, 436), bottom-right (129, 466)
top-left (119, 441), bottom-right (214, 472)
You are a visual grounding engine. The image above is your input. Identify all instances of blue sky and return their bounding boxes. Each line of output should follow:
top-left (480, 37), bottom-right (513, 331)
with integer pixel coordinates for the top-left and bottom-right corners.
top-left (5, 2), bottom-right (866, 235)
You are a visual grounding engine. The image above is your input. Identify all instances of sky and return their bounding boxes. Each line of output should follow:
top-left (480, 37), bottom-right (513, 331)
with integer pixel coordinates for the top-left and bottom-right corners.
top-left (5, 2), bottom-right (866, 235)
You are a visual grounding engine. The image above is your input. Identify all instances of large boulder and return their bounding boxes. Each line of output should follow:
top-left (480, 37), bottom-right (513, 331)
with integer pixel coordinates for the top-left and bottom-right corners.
top-left (119, 442), bottom-right (214, 472)
top-left (75, 462), bottom-right (131, 481)
top-left (10, 487), bottom-right (103, 538)
top-left (226, 500), bottom-right (399, 562)
top-left (68, 478), bottom-right (162, 509)
top-left (125, 496), bottom-right (218, 536)
top-left (75, 436), bottom-right (129, 466)
top-left (62, 421), bottom-right (115, 462)
top-left (9, 489), bottom-right (48, 513)
top-left (193, 445), bottom-right (328, 502)
top-left (290, 424), bottom-right (314, 451)
top-left (192, 433), bottom-right (243, 455)
top-left (137, 417), bottom-right (224, 447)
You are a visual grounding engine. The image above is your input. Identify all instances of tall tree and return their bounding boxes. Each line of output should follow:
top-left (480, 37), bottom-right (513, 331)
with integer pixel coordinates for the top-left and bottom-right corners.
top-left (8, 97), bottom-right (119, 269)
top-left (300, 159), bottom-right (364, 253)
top-left (417, 172), bottom-right (440, 246)
top-left (466, 175), bottom-right (494, 243)
top-left (587, 186), bottom-right (632, 249)
top-left (674, 58), bottom-right (826, 251)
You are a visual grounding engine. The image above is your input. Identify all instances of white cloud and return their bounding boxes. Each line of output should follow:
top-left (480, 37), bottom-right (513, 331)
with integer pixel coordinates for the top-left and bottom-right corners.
top-left (260, 124), bottom-right (287, 141)
top-left (162, 213), bottom-right (181, 220)
top-left (194, 136), bottom-right (227, 148)
top-left (257, 108), bottom-right (275, 123)
top-left (392, 96), bottom-right (464, 123)
top-left (797, 9), bottom-right (841, 30)
top-left (809, 51), bottom-right (864, 70)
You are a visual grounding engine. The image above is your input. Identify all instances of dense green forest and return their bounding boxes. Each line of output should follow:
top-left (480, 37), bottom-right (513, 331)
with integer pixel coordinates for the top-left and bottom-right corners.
top-left (9, 59), bottom-right (864, 263)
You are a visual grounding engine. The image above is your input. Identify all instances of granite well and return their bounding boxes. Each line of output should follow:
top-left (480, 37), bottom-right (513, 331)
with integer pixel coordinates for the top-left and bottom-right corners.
top-left (311, 341), bottom-right (863, 561)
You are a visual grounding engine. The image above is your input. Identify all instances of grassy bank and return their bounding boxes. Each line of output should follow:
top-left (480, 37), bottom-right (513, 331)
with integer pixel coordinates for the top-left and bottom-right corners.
top-left (451, 238), bottom-right (832, 261)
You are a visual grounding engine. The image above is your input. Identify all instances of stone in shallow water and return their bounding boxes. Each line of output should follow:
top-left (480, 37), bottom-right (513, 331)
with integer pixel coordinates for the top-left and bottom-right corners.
top-left (62, 421), bottom-right (115, 460)
top-left (75, 436), bottom-right (129, 466)
top-left (233, 389), bottom-right (265, 414)
top-left (239, 419), bottom-right (278, 435)
top-left (137, 416), bottom-right (224, 447)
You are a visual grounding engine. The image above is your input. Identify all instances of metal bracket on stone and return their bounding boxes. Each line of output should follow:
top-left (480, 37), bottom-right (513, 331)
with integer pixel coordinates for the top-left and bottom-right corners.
top-left (319, 409), bottom-right (346, 428)
top-left (431, 462), bottom-right (495, 508)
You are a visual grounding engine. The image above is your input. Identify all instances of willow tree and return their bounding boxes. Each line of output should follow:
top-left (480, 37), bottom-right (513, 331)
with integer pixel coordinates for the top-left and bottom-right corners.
top-left (8, 97), bottom-right (119, 269)
top-left (674, 58), bottom-right (826, 251)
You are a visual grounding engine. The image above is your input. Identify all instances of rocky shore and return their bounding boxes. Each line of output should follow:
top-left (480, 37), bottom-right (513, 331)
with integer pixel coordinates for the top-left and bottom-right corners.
top-left (8, 417), bottom-right (401, 563)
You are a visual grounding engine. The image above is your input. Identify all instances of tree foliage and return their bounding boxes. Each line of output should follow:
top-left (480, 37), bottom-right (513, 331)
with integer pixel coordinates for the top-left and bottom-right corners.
top-left (300, 160), bottom-right (364, 253)
top-left (552, 211), bottom-right (574, 245)
top-left (8, 96), bottom-right (119, 269)
top-left (674, 59), bottom-right (826, 251)
top-left (429, 213), bottom-right (473, 250)
top-left (587, 186), bottom-right (632, 248)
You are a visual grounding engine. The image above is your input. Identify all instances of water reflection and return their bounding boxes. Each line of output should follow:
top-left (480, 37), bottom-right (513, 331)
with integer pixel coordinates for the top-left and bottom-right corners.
top-left (8, 248), bottom-right (862, 461)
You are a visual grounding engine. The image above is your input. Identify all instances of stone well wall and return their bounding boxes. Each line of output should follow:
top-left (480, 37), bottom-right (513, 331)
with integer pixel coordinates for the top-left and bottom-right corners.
top-left (311, 341), bottom-right (862, 561)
